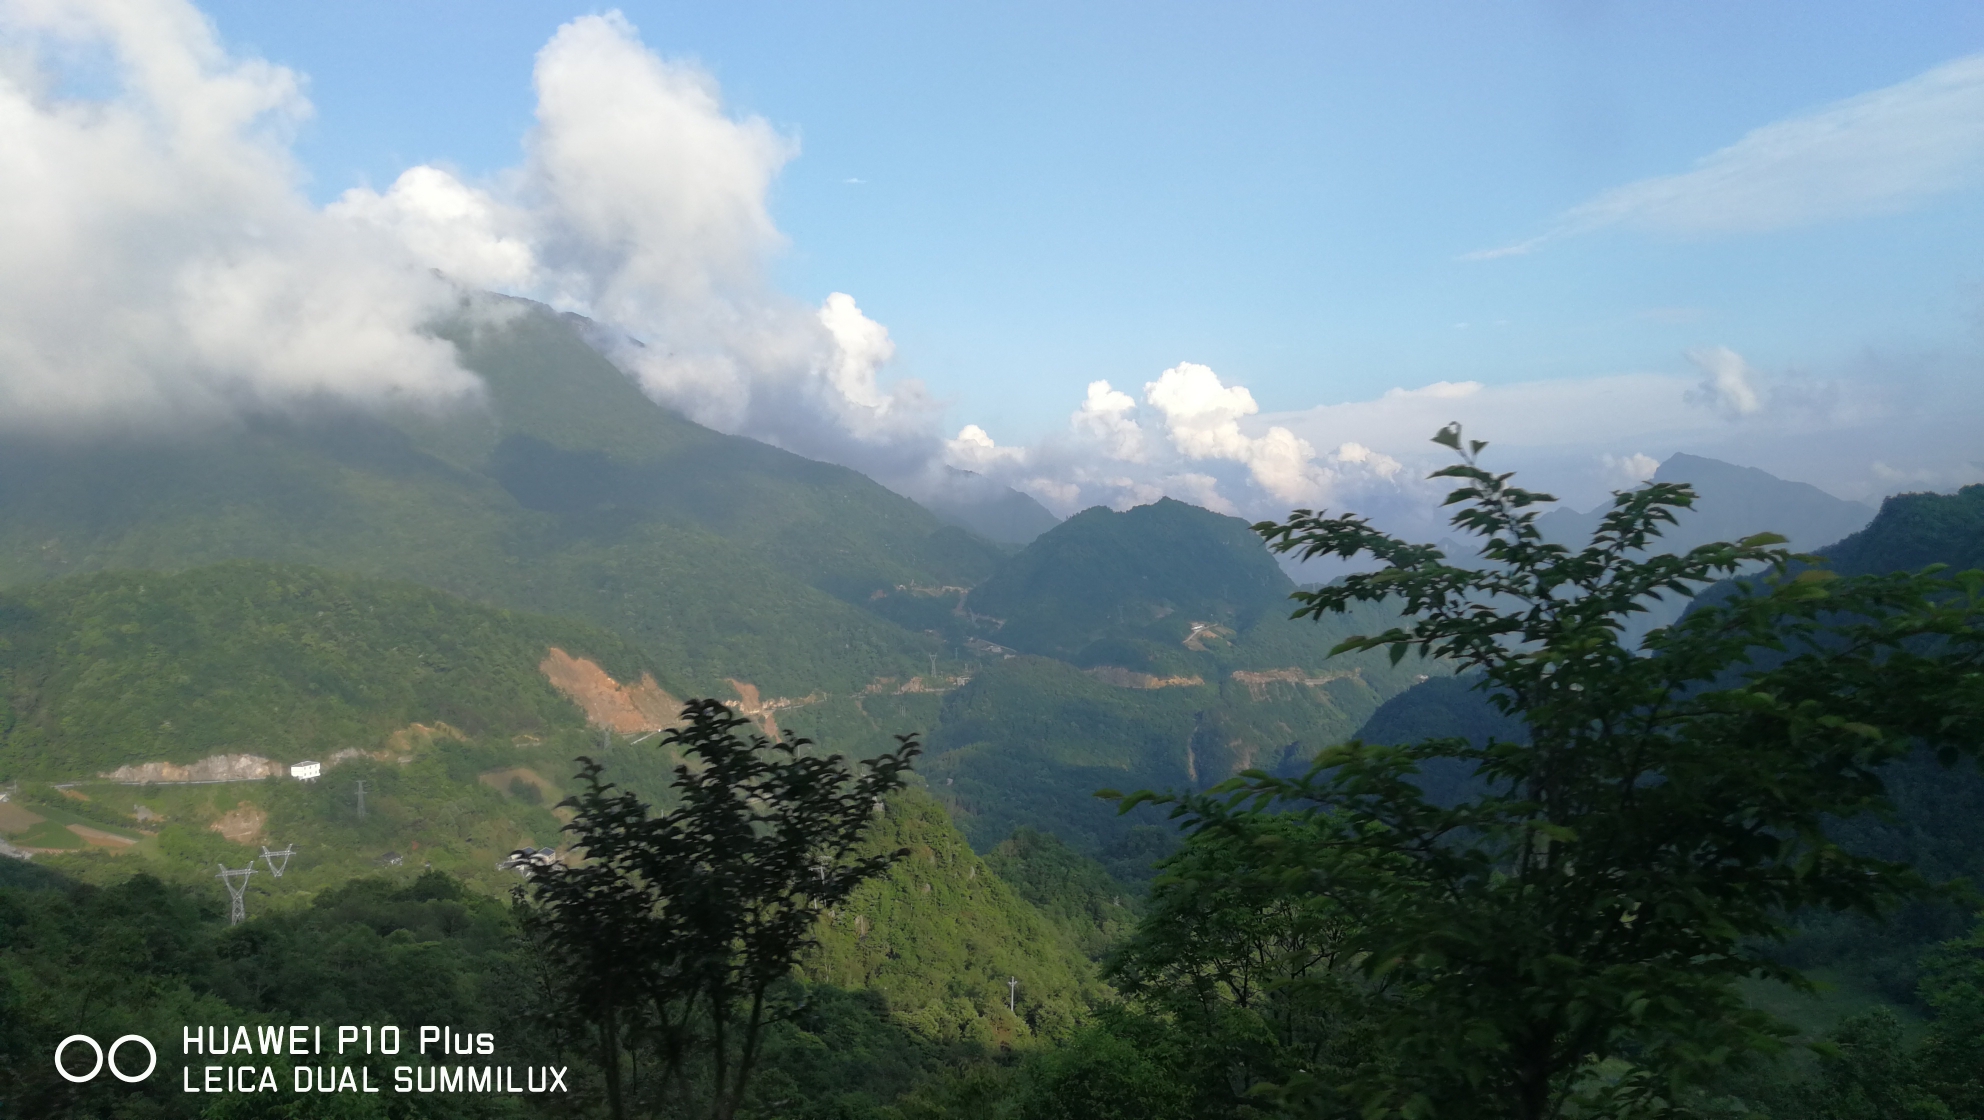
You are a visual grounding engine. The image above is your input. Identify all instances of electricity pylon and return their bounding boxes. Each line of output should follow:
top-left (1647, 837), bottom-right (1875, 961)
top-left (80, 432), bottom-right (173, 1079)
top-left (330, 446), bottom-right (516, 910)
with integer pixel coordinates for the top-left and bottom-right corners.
top-left (217, 863), bottom-right (255, 925)
top-left (259, 844), bottom-right (296, 878)
top-left (354, 780), bottom-right (368, 820)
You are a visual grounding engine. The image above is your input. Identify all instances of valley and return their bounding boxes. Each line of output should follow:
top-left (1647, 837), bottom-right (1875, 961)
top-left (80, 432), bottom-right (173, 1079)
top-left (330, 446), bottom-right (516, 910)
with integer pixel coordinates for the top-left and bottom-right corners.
top-left (0, 302), bottom-right (1976, 1119)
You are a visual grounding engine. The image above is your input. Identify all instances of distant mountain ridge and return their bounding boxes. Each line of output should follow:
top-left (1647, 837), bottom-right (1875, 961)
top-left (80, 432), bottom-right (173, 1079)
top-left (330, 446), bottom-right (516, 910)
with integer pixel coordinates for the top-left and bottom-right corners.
top-left (1537, 452), bottom-right (1875, 555)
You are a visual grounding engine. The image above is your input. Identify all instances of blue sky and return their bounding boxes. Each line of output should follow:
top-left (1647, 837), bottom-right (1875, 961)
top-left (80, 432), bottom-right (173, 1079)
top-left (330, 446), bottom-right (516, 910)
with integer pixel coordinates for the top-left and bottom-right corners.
top-left (4, 0), bottom-right (1982, 523)
top-left (197, 2), bottom-right (1984, 411)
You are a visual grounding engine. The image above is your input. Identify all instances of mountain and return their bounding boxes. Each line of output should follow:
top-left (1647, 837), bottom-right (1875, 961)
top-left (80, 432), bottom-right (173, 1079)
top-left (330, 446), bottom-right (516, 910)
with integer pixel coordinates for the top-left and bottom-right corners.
top-left (1536, 453), bottom-right (1875, 555)
top-left (0, 561), bottom-right (663, 782)
top-left (0, 297), bottom-right (1426, 874)
top-left (0, 297), bottom-right (1008, 734)
top-left (916, 467), bottom-right (1062, 547)
top-left (922, 499), bottom-right (1433, 857)
top-left (965, 498), bottom-right (1295, 663)
top-left (1819, 483), bottom-right (1984, 575)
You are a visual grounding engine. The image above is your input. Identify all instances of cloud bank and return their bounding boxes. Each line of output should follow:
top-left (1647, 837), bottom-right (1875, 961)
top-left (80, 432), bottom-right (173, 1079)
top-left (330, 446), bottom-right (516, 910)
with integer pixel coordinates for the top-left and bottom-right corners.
top-left (3, 1), bottom-right (1977, 533)
top-left (945, 362), bottom-right (1420, 523)
top-left (0, 0), bottom-right (478, 426)
top-left (333, 12), bottom-right (945, 489)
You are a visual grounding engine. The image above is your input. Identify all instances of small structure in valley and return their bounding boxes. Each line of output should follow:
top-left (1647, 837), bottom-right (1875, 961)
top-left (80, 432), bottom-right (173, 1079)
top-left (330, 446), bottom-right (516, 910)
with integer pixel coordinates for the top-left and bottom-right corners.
top-left (499, 847), bottom-right (559, 876)
top-left (290, 761), bottom-right (321, 781)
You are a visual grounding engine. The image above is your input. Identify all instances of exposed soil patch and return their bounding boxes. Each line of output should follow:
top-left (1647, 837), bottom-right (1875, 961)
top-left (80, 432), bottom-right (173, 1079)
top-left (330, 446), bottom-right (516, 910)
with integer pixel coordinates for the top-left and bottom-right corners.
top-left (540, 648), bottom-right (681, 733)
top-left (101, 754), bottom-right (285, 783)
top-left (209, 802), bottom-right (267, 845)
top-left (1086, 666), bottom-right (1205, 690)
top-left (860, 674), bottom-right (970, 696)
top-left (387, 722), bottom-right (465, 754)
top-left (1182, 622), bottom-right (1236, 651)
top-left (67, 824), bottom-right (136, 849)
top-left (725, 679), bottom-right (827, 741)
top-left (0, 802), bottom-right (46, 833)
top-left (1229, 668), bottom-right (1362, 702)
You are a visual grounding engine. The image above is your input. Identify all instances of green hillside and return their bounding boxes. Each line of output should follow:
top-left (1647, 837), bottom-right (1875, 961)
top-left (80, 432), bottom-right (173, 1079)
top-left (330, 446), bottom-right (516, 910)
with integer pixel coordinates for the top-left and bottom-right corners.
top-left (0, 298), bottom-right (1003, 700)
top-left (805, 790), bottom-right (1100, 1045)
top-left (0, 561), bottom-right (658, 781)
top-left (917, 501), bottom-right (1432, 858)
top-left (965, 497), bottom-right (1297, 661)
top-left (0, 800), bottom-right (1105, 1120)
top-left (1820, 482), bottom-right (1984, 575)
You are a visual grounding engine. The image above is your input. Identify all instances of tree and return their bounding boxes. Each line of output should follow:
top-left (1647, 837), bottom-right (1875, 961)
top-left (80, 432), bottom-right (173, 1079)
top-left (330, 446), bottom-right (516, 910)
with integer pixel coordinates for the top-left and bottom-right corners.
top-left (1114, 425), bottom-right (1984, 1119)
top-left (520, 699), bottom-right (919, 1120)
top-left (1103, 813), bottom-right (1390, 1119)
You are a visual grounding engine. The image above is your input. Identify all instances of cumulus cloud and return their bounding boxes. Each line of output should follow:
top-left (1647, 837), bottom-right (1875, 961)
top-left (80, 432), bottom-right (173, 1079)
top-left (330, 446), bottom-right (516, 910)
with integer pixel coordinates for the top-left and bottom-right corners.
top-left (0, 0), bottom-right (479, 427)
top-left (10, 0), bottom-right (1971, 535)
top-left (1685, 345), bottom-right (1764, 417)
top-left (1471, 52), bottom-right (1984, 258)
top-left (328, 166), bottom-right (536, 292)
top-left (1602, 452), bottom-right (1661, 486)
top-left (329, 11), bottom-right (949, 487)
top-left (941, 362), bottom-right (1416, 521)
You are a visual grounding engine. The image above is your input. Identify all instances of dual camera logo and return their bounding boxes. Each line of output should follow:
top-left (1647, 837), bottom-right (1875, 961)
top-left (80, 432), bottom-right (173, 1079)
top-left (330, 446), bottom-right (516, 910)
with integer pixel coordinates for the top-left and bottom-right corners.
top-left (55, 1034), bottom-right (158, 1083)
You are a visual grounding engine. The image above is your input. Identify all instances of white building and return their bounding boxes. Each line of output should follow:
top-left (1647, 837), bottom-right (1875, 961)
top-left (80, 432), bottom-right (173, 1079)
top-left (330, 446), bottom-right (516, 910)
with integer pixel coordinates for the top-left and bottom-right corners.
top-left (290, 761), bottom-right (322, 781)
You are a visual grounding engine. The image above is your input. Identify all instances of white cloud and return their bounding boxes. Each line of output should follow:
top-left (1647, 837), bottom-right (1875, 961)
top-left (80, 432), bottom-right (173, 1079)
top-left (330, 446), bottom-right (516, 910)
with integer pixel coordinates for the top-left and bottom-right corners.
top-left (1602, 452), bottom-right (1661, 486)
top-left (1472, 52), bottom-right (1984, 257)
top-left (329, 166), bottom-right (536, 292)
top-left (335, 12), bottom-right (948, 487)
top-left (1684, 345), bottom-right (1763, 417)
top-left (0, 0), bottom-right (478, 427)
top-left (942, 362), bottom-right (1417, 520)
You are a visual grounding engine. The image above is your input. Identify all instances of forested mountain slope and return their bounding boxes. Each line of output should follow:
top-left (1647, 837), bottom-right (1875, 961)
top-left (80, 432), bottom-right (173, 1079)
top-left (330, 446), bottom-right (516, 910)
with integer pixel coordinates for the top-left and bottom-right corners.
top-left (0, 297), bottom-right (995, 701)
top-left (0, 798), bottom-right (1103, 1118)
top-left (925, 499), bottom-right (1432, 857)
top-left (0, 561), bottom-right (661, 781)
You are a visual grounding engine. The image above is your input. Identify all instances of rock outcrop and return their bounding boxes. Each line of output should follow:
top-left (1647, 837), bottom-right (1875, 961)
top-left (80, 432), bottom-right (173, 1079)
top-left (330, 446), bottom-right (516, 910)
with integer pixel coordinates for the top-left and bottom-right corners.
top-left (100, 754), bottom-right (285, 783)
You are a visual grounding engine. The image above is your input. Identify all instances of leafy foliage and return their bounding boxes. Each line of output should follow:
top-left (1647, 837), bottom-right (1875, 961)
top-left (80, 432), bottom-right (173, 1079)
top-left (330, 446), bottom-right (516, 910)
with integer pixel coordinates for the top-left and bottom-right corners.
top-left (806, 794), bottom-right (1100, 1045)
top-left (1115, 425), bottom-right (1984, 1119)
top-left (984, 826), bottom-right (1141, 959)
top-left (521, 699), bottom-right (919, 1119)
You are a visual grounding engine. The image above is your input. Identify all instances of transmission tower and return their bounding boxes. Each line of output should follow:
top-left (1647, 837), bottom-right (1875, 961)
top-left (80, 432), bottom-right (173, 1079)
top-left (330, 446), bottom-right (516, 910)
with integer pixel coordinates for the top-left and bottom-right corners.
top-left (217, 863), bottom-right (255, 925)
top-left (1008, 977), bottom-right (1018, 1013)
top-left (259, 844), bottom-right (296, 878)
top-left (353, 780), bottom-right (368, 820)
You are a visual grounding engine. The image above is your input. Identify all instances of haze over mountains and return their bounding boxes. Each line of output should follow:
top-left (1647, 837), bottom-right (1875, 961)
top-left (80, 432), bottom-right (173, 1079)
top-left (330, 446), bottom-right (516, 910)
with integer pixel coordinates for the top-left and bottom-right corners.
top-left (0, 298), bottom-right (1420, 863)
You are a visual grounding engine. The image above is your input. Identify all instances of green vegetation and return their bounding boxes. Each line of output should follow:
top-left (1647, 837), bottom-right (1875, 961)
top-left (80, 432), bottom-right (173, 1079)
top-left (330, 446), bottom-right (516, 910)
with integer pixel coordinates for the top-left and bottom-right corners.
top-left (0, 561), bottom-right (659, 780)
top-left (526, 700), bottom-right (922, 1119)
top-left (807, 792), bottom-right (1099, 1041)
top-left (0, 299), bottom-right (1000, 699)
top-left (983, 827), bottom-right (1140, 959)
top-left (1108, 426), bottom-right (1984, 1117)
top-left (965, 498), bottom-right (1299, 661)
top-left (1822, 483), bottom-right (1984, 575)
